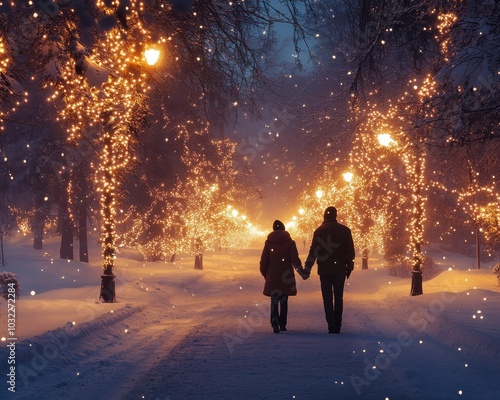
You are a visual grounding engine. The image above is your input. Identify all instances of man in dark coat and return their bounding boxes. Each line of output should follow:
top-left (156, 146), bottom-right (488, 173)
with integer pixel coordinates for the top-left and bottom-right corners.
top-left (260, 220), bottom-right (305, 333)
top-left (303, 207), bottom-right (355, 333)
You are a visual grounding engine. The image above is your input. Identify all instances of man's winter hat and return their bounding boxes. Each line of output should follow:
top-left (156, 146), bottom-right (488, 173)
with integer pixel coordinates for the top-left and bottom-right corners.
top-left (324, 206), bottom-right (337, 221)
top-left (273, 220), bottom-right (285, 231)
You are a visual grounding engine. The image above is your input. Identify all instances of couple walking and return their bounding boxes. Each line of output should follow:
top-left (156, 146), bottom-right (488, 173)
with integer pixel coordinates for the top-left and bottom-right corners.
top-left (259, 207), bottom-right (355, 334)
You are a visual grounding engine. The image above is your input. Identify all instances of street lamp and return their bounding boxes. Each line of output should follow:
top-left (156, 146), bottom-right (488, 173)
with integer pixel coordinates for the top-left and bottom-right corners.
top-left (377, 131), bottom-right (424, 296)
top-left (99, 45), bottom-right (161, 303)
top-left (316, 189), bottom-right (324, 199)
top-left (377, 133), bottom-right (396, 147)
top-left (144, 48), bottom-right (160, 66)
top-left (343, 172), bottom-right (354, 183)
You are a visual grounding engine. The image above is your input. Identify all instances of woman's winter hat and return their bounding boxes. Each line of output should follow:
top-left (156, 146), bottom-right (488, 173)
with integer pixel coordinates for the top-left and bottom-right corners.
top-left (324, 206), bottom-right (337, 221)
top-left (273, 220), bottom-right (285, 231)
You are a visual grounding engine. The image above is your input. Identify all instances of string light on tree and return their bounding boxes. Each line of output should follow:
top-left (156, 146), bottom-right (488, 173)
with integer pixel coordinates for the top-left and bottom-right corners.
top-left (44, 0), bottom-right (163, 302)
top-left (116, 121), bottom-right (264, 261)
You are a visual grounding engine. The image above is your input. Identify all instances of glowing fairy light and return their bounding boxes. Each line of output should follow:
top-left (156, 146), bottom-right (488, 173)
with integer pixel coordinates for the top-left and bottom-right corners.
top-left (295, 71), bottom-right (433, 280)
top-left (455, 177), bottom-right (499, 255)
top-left (116, 123), bottom-right (265, 258)
top-left (0, 35), bottom-right (29, 128)
top-left (436, 12), bottom-right (458, 55)
top-left (0, 36), bottom-right (8, 125)
top-left (0, 37), bottom-right (7, 75)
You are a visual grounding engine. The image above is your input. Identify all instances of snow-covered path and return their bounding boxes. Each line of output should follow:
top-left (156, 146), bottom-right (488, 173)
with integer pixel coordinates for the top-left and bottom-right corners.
top-left (123, 295), bottom-right (500, 400)
top-left (2, 244), bottom-right (500, 400)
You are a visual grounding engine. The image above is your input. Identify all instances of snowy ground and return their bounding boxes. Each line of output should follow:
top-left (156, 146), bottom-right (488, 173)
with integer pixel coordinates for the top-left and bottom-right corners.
top-left (1, 235), bottom-right (500, 400)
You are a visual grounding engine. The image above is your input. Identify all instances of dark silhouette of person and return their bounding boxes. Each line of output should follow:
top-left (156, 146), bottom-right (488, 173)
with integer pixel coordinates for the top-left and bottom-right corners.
top-left (260, 220), bottom-right (305, 333)
top-left (303, 207), bottom-right (355, 333)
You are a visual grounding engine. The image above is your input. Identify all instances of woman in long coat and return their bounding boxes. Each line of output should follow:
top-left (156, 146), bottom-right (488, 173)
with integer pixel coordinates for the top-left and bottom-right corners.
top-left (260, 220), bottom-right (304, 333)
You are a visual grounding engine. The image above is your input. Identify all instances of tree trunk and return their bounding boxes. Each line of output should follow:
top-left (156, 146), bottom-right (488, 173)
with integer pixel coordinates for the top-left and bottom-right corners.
top-left (32, 208), bottom-right (45, 250)
top-left (409, 150), bottom-right (425, 296)
top-left (410, 242), bottom-right (423, 296)
top-left (475, 227), bottom-right (480, 269)
top-left (60, 220), bottom-right (74, 259)
top-left (99, 129), bottom-right (116, 303)
top-left (102, 185), bottom-right (114, 275)
top-left (60, 206), bottom-right (74, 260)
top-left (101, 129), bottom-right (115, 276)
top-left (79, 205), bottom-right (89, 262)
top-left (194, 253), bottom-right (203, 270)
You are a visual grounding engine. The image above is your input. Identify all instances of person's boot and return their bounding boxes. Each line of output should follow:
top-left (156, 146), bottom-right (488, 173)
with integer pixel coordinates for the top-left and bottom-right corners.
top-left (272, 323), bottom-right (280, 333)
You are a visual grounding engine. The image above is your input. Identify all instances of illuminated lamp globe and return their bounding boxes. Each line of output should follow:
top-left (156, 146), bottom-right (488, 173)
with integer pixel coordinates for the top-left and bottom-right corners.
top-left (377, 133), bottom-right (395, 147)
top-left (144, 48), bottom-right (160, 66)
top-left (343, 172), bottom-right (354, 183)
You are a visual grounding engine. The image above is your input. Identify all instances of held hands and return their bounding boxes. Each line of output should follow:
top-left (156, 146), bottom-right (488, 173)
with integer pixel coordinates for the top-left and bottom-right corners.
top-left (299, 266), bottom-right (311, 281)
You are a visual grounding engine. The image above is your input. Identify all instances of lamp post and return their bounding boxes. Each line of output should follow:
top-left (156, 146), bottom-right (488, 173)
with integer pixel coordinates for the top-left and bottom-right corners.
top-left (410, 153), bottom-right (425, 296)
top-left (377, 132), bottom-right (424, 295)
top-left (99, 45), bottom-right (160, 303)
